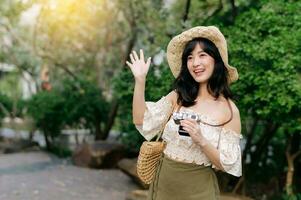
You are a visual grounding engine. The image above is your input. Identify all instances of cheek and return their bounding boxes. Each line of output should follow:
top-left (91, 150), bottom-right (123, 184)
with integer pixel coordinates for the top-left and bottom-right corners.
top-left (206, 60), bottom-right (215, 73)
top-left (187, 61), bottom-right (194, 71)
top-left (187, 60), bottom-right (192, 67)
top-left (208, 64), bottom-right (215, 74)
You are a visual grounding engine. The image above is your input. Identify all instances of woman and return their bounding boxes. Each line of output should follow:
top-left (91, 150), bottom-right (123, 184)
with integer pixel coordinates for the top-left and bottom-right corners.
top-left (126, 26), bottom-right (243, 200)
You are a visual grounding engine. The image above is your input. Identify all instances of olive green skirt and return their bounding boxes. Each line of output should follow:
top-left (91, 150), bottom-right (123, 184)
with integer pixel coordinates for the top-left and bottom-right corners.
top-left (147, 154), bottom-right (220, 200)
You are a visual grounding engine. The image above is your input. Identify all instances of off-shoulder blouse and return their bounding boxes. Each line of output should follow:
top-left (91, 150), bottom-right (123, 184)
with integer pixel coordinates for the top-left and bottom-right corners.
top-left (135, 96), bottom-right (243, 177)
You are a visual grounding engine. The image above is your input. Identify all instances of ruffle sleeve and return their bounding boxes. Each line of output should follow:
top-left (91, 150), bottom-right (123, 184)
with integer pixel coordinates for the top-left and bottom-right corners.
top-left (135, 96), bottom-right (173, 141)
top-left (218, 128), bottom-right (243, 177)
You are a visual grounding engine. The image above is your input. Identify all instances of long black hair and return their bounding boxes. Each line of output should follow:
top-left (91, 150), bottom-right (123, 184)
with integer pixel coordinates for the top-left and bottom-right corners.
top-left (173, 37), bottom-right (233, 107)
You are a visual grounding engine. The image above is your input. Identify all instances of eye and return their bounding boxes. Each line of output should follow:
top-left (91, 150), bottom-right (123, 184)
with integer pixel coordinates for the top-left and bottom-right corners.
top-left (187, 56), bottom-right (193, 60)
top-left (199, 53), bottom-right (206, 57)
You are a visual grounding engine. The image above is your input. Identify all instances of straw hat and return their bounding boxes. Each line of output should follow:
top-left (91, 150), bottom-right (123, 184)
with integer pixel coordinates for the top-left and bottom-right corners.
top-left (166, 26), bottom-right (238, 83)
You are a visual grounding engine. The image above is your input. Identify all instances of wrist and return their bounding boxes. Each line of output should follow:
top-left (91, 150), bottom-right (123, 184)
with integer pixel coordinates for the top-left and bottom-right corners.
top-left (197, 137), bottom-right (208, 148)
top-left (134, 76), bottom-right (146, 83)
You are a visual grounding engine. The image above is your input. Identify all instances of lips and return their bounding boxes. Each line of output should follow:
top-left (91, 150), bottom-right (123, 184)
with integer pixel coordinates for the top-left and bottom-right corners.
top-left (193, 68), bottom-right (205, 76)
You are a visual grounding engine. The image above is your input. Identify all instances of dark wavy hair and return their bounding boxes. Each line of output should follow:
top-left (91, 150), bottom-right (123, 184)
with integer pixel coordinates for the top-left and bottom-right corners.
top-left (173, 37), bottom-right (233, 107)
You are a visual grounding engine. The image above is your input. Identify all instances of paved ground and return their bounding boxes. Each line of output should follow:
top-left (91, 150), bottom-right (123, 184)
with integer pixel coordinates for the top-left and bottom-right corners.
top-left (0, 151), bottom-right (139, 200)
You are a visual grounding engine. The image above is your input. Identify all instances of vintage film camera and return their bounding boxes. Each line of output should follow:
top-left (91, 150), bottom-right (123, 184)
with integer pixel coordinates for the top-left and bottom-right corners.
top-left (172, 112), bottom-right (200, 136)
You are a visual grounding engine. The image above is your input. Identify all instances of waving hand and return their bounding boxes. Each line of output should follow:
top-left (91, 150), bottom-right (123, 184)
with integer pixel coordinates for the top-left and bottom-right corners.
top-left (126, 49), bottom-right (151, 80)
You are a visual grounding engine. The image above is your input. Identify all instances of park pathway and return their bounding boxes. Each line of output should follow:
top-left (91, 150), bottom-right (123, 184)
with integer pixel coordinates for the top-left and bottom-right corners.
top-left (0, 151), bottom-right (138, 200)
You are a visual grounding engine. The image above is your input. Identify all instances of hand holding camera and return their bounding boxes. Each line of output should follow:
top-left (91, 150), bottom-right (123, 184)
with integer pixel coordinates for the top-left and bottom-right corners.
top-left (172, 111), bottom-right (207, 146)
top-left (172, 112), bottom-right (200, 136)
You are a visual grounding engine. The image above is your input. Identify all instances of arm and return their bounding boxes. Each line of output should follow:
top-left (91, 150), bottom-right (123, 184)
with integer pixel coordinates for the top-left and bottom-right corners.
top-left (200, 100), bottom-right (241, 170)
top-left (132, 78), bottom-right (146, 125)
top-left (133, 86), bottom-right (177, 125)
top-left (127, 50), bottom-right (177, 125)
top-left (126, 49), bottom-right (151, 125)
top-left (127, 50), bottom-right (177, 141)
top-left (134, 90), bottom-right (176, 141)
top-left (181, 100), bottom-right (241, 171)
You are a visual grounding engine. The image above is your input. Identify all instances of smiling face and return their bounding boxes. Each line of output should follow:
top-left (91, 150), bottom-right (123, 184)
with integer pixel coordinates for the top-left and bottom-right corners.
top-left (174, 38), bottom-right (232, 106)
top-left (186, 43), bottom-right (215, 84)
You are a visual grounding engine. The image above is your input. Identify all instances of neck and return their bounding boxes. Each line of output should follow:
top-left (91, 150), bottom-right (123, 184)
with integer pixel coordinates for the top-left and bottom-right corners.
top-left (197, 83), bottom-right (215, 101)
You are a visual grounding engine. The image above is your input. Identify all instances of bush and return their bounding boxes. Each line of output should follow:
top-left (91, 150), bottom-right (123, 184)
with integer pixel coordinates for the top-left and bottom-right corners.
top-left (27, 91), bottom-right (65, 150)
top-left (59, 78), bottom-right (109, 140)
top-left (27, 78), bottom-right (110, 150)
top-left (0, 93), bottom-right (12, 122)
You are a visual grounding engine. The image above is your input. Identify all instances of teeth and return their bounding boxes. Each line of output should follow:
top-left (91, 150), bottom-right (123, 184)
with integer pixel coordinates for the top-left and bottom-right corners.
top-left (194, 69), bottom-right (205, 73)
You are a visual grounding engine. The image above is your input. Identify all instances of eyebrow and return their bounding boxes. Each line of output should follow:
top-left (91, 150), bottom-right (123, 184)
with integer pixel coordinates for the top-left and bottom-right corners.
top-left (189, 50), bottom-right (205, 55)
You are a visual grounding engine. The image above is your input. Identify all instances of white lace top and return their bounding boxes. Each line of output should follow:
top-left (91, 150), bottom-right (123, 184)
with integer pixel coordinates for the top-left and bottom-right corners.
top-left (135, 96), bottom-right (243, 177)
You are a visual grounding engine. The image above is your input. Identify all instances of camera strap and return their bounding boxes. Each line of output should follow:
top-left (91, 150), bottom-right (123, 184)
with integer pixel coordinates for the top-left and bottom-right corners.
top-left (198, 99), bottom-right (233, 127)
top-left (155, 101), bottom-right (178, 142)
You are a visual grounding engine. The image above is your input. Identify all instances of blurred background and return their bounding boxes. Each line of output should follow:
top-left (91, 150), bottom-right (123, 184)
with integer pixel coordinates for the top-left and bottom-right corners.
top-left (0, 0), bottom-right (300, 200)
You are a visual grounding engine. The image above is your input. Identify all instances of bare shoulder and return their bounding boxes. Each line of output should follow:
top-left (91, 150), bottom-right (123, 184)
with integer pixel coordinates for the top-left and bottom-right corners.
top-left (165, 90), bottom-right (178, 109)
top-left (228, 99), bottom-right (240, 116)
top-left (224, 99), bottom-right (241, 134)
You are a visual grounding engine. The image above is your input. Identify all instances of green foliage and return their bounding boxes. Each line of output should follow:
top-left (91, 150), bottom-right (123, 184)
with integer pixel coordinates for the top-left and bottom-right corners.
top-left (222, 0), bottom-right (301, 130)
top-left (59, 78), bottom-right (109, 133)
top-left (27, 91), bottom-right (65, 138)
top-left (47, 144), bottom-right (73, 158)
top-left (0, 92), bottom-right (26, 122)
top-left (0, 71), bottom-right (22, 100)
top-left (27, 78), bottom-right (110, 141)
top-left (0, 92), bottom-right (12, 120)
top-left (281, 193), bottom-right (301, 200)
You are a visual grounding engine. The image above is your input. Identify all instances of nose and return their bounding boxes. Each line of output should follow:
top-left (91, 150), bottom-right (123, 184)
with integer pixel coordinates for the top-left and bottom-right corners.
top-left (192, 57), bottom-right (201, 67)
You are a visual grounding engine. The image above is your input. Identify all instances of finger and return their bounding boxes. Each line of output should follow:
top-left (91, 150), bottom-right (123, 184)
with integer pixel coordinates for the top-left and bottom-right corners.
top-left (140, 49), bottom-right (144, 62)
top-left (186, 118), bottom-right (198, 124)
top-left (130, 54), bottom-right (135, 63)
top-left (146, 57), bottom-right (151, 66)
top-left (181, 124), bottom-right (196, 134)
top-left (133, 50), bottom-right (139, 60)
top-left (182, 125), bottom-right (193, 132)
top-left (180, 121), bottom-right (191, 129)
top-left (182, 127), bottom-right (194, 136)
top-left (126, 61), bottom-right (133, 68)
top-left (181, 122), bottom-right (199, 135)
top-left (181, 119), bottom-right (196, 127)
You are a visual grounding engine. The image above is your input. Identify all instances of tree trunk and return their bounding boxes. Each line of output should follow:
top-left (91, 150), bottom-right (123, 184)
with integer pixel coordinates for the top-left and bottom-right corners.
top-left (250, 122), bottom-right (278, 164)
top-left (285, 132), bottom-right (301, 196)
top-left (94, 100), bottom-right (119, 141)
top-left (182, 0), bottom-right (191, 24)
top-left (94, 119), bottom-right (103, 141)
top-left (44, 130), bottom-right (52, 151)
top-left (229, 0), bottom-right (237, 22)
top-left (102, 100), bottom-right (119, 140)
top-left (28, 128), bottom-right (35, 141)
top-left (235, 120), bottom-right (278, 194)
top-left (285, 154), bottom-right (294, 196)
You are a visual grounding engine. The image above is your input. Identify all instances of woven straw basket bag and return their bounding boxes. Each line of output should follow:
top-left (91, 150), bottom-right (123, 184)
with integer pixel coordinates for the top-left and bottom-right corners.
top-left (137, 138), bottom-right (166, 184)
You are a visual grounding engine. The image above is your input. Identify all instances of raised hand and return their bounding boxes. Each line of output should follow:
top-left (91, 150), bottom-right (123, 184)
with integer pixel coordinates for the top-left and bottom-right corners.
top-left (126, 49), bottom-right (151, 80)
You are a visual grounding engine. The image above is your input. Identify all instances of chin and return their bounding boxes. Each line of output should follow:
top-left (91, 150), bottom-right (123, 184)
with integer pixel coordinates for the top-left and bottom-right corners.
top-left (192, 76), bottom-right (210, 83)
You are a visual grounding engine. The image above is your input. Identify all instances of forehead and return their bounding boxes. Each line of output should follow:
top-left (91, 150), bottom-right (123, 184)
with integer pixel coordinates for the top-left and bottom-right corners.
top-left (190, 43), bottom-right (205, 54)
